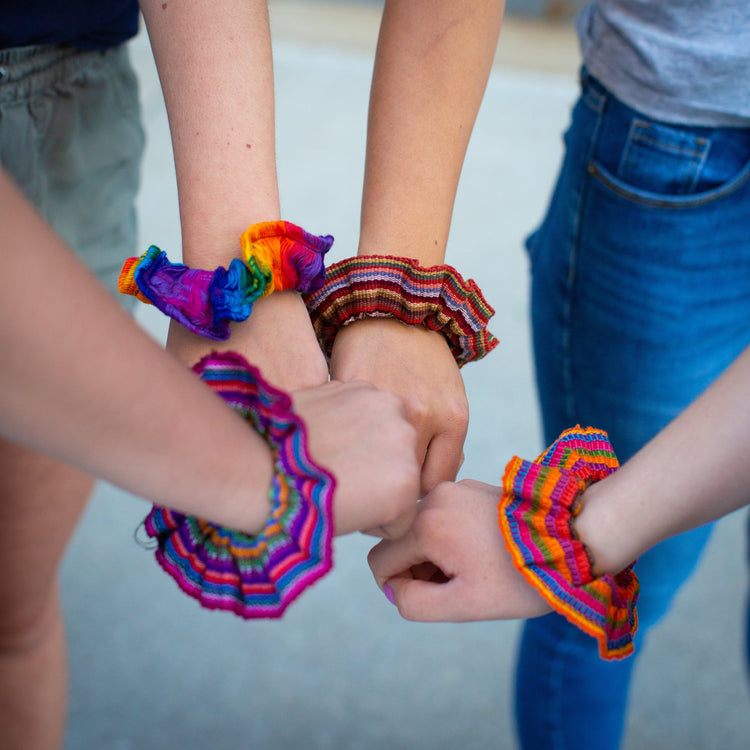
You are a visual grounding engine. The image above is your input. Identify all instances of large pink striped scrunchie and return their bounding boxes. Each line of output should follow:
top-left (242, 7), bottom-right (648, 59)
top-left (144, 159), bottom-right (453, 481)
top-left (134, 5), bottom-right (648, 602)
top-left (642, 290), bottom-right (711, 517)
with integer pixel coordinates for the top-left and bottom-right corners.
top-left (303, 255), bottom-right (498, 367)
top-left (141, 351), bottom-right (335, 619)
top-left (498, 426), bottom-right (639, 660)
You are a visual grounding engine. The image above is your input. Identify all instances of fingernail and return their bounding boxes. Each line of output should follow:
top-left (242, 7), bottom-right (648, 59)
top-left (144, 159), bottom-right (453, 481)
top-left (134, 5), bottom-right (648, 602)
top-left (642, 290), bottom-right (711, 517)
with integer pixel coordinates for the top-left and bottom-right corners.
top-left (383, 583), bottom-right (396, 605)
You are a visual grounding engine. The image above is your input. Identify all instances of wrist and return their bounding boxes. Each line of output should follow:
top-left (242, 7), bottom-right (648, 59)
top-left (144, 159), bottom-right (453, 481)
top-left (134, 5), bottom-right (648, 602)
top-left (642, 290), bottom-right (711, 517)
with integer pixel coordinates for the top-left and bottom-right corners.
top-left (234, 291), bottom-right (329, 389)
top-left (141, 352), bottom-right (336, 619)
top-left (573, 478), bottom-right (639, 575)
top-left (498, 427), bottom-right (639, 659)
top-left (333, 315), bottom-right (452, 358)
top-left (304, 254), bottom-right (498, 367)
top-left (179, 208), bottom-right (282, 269)
top-left (229, 449), bottom-right (274, 537)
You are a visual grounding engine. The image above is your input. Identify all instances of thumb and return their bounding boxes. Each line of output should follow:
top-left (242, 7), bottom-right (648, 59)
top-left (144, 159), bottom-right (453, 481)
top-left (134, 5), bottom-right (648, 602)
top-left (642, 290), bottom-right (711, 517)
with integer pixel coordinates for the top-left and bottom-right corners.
top-left (420, 432), bottom-right (465, 494)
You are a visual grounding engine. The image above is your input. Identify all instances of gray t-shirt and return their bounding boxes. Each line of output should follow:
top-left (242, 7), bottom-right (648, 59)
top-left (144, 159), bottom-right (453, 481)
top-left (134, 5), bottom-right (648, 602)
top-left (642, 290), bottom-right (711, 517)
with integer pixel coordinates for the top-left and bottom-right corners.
top-left (577, 0), bottom-right (750, 126)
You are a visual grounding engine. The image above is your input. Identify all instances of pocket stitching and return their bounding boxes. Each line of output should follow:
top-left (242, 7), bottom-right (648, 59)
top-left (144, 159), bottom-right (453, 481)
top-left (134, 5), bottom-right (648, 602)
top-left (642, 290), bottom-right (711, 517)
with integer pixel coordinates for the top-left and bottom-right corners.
top-left (587, 157), bottom-right (750, 209)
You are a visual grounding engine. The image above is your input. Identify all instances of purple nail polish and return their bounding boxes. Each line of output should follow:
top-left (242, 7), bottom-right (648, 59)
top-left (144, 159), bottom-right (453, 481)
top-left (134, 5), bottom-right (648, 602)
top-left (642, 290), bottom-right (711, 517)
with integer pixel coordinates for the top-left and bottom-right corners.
top-left (383, 583), bottom-right (396, 605)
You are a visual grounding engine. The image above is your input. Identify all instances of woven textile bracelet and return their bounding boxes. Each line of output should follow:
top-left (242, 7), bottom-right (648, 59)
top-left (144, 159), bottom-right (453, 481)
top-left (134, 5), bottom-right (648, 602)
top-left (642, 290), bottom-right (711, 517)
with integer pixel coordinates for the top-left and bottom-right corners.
top-left (303, 255), bottom-right (498, 367)
top-left (119, 220), bottom-right (333, 340)
top-left (141, 350), bottom-right (335, 619)
top-left (498, 426), bottom-right (639, 660)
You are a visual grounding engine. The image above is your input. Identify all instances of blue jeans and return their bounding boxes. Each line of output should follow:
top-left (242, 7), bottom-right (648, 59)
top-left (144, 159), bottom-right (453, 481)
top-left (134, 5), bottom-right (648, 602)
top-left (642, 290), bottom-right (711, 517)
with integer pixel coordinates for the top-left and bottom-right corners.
top-left (517, 70), bottom-right (750, 750)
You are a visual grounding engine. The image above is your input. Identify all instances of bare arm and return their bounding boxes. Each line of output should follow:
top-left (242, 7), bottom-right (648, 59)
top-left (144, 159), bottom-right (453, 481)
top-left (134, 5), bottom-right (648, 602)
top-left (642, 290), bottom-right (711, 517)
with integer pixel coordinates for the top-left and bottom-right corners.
top-left (576, 343), bottom-right (750, 574)
top-left (0, 168), bottom-right (419, 538)
top-left (332, 0), bottom-right (506, 494)
top-left (359, 0), bottom-right (505, 264)
top-left (138, 0), bottom-right (327, 388)
top-left (0, 167), bottom-right (273, 534)
top-left (370, 344), bottom-right (750, 621)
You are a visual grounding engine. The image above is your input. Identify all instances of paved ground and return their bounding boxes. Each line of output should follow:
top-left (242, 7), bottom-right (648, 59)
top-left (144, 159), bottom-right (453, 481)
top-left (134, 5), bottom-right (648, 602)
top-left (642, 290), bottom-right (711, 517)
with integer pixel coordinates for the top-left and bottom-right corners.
top-left (61, 3), bottom-right (750, 748)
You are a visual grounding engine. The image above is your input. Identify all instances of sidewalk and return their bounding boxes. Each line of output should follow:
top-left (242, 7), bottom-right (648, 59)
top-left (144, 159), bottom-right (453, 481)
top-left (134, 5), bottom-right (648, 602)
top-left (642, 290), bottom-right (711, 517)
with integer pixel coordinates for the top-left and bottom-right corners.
top-left (61, 4), bottom-right (750, 748)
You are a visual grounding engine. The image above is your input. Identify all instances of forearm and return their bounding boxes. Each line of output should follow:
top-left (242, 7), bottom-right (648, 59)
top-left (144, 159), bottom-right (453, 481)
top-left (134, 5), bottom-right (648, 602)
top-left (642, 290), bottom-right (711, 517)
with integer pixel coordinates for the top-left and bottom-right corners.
top-left (0, 169), bottom-right (272, 534)
top-left (139, 0), bottom-right (280, 264)
top-left (576, 344), bottom-right (750, 573)
top-left (333, 1), bottom-right (503, 488)
top-left (359, 0), bottom-right (504, 264)
top-left (140, 0), bottom-right (327, 386)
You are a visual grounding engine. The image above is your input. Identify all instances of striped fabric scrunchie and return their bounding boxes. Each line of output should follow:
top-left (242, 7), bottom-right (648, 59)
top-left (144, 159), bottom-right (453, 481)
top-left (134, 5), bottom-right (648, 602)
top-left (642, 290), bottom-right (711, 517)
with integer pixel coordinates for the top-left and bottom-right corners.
top-left (141, 351), bottom-right (335, 618)
top-left (498, 426), bottom-right (639, 660)
top-left (303, 255), bottom-right (498, 367)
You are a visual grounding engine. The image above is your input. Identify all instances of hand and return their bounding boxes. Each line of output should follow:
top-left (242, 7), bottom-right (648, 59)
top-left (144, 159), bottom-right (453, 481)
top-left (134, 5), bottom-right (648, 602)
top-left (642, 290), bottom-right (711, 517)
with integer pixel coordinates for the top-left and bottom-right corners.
top-left (330, 317), bottom-right (468, 496)
top-left (167, 290), bottom-right (329, 391)
top-left (292, 380), bottom-right (420, 538)
top-left (367, 479), bottom-right (551, 622)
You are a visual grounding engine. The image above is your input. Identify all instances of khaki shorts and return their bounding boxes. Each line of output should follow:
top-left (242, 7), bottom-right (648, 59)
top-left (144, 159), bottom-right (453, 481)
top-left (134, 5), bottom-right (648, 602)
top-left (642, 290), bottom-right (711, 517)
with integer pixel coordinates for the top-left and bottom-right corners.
top-left (0, 43), bottom-right (144, 303)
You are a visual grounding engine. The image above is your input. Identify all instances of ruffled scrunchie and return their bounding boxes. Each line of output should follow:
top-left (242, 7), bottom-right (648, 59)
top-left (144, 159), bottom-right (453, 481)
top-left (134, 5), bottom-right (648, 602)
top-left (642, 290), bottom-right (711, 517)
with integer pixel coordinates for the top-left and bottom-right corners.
top-left (498, 426), bottom-right (639, 660)
top-left (119, 221), bottom-right (333, 339)
top-left (141, 351), bottom-right (335, 618)
top-left (303, 255), bottom-right (498, 367)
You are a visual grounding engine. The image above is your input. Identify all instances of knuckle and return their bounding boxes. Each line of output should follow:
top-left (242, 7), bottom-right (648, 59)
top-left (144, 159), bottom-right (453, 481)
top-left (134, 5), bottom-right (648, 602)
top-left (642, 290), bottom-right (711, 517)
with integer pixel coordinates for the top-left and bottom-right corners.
top-left (428, 480), bottom-right (457, 504)
top-left (382, 389), bottom-right (410, 419)
top-left (412, 504), bottom-right (448, 541)
top-left (445, 397), bottom-right (469, 430)
top-left (457, 477), bottom-right (482, 492)
top-left (380, 492), bottom-right (414, 530)
top-left (406, 395), bottom-right (430, 426)
top-left (401, 461), bottom-right (421, 499)
top-left (399, 420), bottom-right (419, 452)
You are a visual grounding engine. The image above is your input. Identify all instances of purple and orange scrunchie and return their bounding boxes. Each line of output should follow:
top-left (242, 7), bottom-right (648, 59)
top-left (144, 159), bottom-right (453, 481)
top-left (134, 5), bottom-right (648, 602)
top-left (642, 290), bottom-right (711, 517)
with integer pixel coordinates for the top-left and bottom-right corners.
top-left (119, 220), bottom-right (333, 339)
top-left (498, 426), bottom-right (639, 660)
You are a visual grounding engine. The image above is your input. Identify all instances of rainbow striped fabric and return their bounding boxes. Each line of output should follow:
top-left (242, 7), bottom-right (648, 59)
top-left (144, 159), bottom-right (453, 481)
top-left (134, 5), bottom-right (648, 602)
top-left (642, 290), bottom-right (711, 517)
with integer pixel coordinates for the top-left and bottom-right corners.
top-left (119, 221), bottom-right (332, 340)
top-left (240, 220), bottom-right (333, 296)
top-left (303, 255), bottom-right (498, 367)
top-left (499, 427), bottom-right (639, 660)
top-left (142, 351), bottom-right (335, 619)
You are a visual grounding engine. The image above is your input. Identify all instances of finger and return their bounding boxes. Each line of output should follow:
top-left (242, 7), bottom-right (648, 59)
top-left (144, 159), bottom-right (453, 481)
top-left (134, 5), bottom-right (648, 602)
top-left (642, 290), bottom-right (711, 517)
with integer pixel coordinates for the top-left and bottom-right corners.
top-left (385, 576), bottom-right (466, 622)
top-left (328, 378), bottom-right (376, 391)
top-left (411, 430), bottom-right (430, 474)
top-left (361, 521), bottom-right (410, 540)
top-left (376, 503), bottom-right (421, 541)
top-left (361, 523), bottom-right (408, 540)
top-left (420, 431), bottom-right (466, 495)
top-left (367, 533), bottom-right (426, 588)
top-left (360, 525), bottom-right (388, 538)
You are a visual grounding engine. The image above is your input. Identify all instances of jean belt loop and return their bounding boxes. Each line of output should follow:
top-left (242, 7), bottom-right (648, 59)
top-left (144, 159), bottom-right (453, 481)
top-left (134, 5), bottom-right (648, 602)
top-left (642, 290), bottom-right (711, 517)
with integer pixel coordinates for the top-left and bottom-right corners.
top-left (580, 67), bottom-right (607, 114)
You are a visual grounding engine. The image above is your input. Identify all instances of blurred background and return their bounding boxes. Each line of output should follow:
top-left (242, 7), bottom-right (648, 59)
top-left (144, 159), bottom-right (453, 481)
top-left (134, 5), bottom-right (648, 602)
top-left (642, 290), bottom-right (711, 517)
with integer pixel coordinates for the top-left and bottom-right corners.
top-left (61, 2), bottom-right (750, 748)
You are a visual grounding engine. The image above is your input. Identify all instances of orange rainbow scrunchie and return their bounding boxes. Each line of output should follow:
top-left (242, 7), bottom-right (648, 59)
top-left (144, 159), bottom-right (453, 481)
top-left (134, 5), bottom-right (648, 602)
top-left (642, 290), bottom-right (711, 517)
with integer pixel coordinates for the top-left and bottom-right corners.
top-left (498, 426), bottom-right (639, 660)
